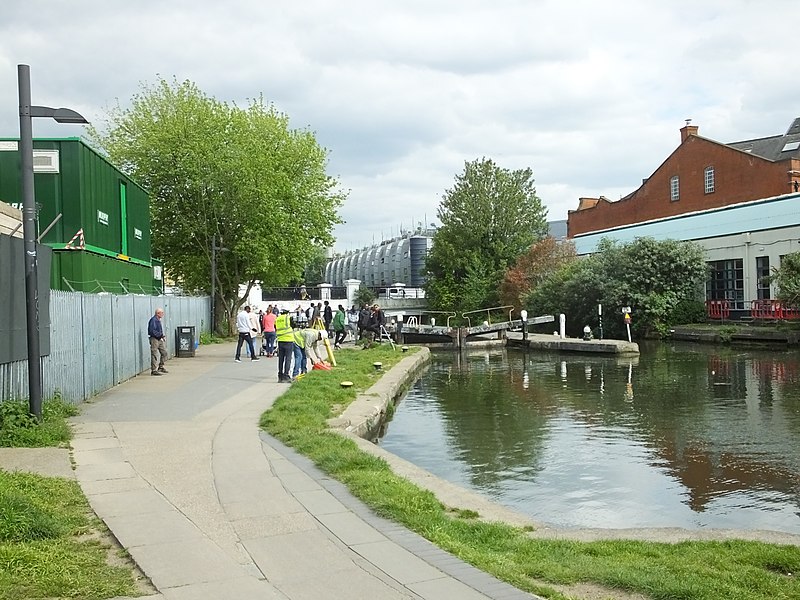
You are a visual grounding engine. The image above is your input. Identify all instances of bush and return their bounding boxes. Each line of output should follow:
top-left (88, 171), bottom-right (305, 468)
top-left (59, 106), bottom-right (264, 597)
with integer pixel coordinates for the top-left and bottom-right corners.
top-left (669, 299), bottom-right (708, 325)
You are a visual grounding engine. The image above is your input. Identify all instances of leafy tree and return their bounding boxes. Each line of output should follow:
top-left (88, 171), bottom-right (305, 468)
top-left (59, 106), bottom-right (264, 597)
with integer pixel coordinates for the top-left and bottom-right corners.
top-left (425, 158), bottom-right (548, 314)
top-left (301, 246), bottom-right (329, 286)
top-left (354, 285), bottom-right (376, 307)
top-left (499, 237), bottom-right (576, 311)
top-left (528, 237), bottom-right (708, 338)
top-left (768, 251), bottom-right (800, 305)
top-left (89, 78), bottom-right (345, 333)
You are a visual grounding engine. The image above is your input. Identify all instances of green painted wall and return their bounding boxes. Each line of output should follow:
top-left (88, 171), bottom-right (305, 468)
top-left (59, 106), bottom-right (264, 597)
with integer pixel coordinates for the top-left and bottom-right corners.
top-left (0, 138), bottom-right (158, 294)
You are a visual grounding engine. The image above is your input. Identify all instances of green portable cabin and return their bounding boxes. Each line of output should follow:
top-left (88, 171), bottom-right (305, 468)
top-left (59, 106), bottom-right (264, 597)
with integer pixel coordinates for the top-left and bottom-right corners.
top-left (0, 138), bottom-right (161, 294)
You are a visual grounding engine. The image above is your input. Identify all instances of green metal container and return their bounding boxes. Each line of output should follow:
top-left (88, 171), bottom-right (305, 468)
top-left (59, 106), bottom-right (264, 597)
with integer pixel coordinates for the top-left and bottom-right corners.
top-left (0, 138), bottom-right (159, 294)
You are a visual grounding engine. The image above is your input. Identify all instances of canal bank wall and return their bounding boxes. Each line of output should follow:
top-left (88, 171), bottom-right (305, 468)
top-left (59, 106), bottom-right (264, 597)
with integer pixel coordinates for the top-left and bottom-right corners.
top-left (507, 332), bottom-right (640, 354)
top-left (669, 324), bottom-right (800, 346)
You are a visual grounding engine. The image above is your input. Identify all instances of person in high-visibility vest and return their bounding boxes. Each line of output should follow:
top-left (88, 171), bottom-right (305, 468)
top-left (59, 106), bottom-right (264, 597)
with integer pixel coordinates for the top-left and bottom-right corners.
top-left (275, 307), bottom-right (295, 382)
top-left (292, 328), bottom-right (327, 379)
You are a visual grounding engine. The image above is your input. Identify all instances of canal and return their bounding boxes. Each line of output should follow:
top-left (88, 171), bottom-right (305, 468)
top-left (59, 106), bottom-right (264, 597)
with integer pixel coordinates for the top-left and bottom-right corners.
top-left (377, 342), bottom-right (800, 534)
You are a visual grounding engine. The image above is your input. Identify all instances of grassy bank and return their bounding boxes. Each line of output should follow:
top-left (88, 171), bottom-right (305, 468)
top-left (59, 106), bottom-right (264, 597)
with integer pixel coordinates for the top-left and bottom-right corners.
top-left (0, 398), bottom-right (142, 600)
top-left (259, 346), bottom-right (800, 600)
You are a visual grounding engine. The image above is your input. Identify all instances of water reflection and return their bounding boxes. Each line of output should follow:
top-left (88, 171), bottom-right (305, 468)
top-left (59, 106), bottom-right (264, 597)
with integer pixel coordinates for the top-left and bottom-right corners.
top-left (377, 343), bottom-right (800, 533)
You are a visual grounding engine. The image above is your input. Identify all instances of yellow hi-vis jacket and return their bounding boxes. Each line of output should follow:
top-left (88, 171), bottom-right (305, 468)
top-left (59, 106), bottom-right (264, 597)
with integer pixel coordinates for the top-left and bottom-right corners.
top-left (293, 329), bottom-right (305, 348)
top-left (276, 313), bottom-right (294, 342)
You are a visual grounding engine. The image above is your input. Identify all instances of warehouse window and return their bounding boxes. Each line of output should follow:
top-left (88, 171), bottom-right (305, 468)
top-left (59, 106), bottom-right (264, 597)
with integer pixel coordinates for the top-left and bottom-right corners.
top-left (756, 256), bottom-right (770, 300)
top-left (706, 258), bottom-right (744, 310)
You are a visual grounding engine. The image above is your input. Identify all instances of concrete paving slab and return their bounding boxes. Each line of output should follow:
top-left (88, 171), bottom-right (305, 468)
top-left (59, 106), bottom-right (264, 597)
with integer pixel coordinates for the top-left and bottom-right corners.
top-left (221, 495), bottom-right (304, 520)
top-left (292, 488), bottom-right (348, 515)
top-left (71, 446), bottom-right (126, 465)
top-left (70, 435), bottom-right (120, 451)
top-left (74, 461), bottom-right (136, 481)
top-left (130, 538), bottom-right (244, 590)
top-left (0, 447), bottom-right (74, 479)
top-left (78, 475), bottom-right (150, 495)
top-left (351, 539), bottom-right (445, 584)
top-left (273, 565), bottom-right (417, 600)
top-left (244, 529), bottom-right (358, 583)
top-left (159, 577), bottom-right (283, 600)
top-left (274, 470), bottom-right (326, 493)
top-left (103, 510), bottom-right (204, 548)
top-left (86, 488), bottom-right (175, 518)
top-left (315, 511), bottom-right (388, 545)
top-left (230, 512), bottom-right (319, 539)
top-left (408, 576), bottom-right (498, 600)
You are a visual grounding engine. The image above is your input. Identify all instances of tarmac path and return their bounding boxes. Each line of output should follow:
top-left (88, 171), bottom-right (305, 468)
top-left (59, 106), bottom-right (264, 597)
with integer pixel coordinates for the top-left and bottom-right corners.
top-left (69, 342), bottom-right (536, 600)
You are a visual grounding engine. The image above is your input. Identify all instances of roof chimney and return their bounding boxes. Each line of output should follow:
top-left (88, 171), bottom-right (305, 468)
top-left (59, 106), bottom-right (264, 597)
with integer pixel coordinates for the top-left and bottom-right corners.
top-left (681, 118), bottom-right (699, 142)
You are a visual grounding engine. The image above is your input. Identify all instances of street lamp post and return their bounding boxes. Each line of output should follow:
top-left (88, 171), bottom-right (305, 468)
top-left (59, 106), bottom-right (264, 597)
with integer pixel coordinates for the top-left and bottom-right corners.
top-left (18, 64), bottom-right (87, 419)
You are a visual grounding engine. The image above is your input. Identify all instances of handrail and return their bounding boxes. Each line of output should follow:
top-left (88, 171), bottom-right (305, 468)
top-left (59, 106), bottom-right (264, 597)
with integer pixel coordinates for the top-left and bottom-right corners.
top-left (461, 305), bottom-right (515, 328)
top-left (419, 310), bottom-right (459, 327)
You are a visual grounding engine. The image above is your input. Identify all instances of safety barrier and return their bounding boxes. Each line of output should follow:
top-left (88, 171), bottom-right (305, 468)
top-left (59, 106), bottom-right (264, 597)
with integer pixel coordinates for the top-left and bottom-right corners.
top-left (706, 300), bottom-right (731, 319)
top-left (749, 299), bottom-right (800, 320)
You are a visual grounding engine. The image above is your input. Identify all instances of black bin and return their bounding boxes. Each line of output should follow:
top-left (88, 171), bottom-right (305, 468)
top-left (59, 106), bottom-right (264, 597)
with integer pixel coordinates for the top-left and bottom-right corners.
top-left (175, 326), bottom-right (196, 357)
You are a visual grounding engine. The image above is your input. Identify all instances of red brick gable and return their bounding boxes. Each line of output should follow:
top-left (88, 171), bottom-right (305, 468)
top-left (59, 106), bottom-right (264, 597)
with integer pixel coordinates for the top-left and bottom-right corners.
top-left (568, 130), bottom-right (799, 238)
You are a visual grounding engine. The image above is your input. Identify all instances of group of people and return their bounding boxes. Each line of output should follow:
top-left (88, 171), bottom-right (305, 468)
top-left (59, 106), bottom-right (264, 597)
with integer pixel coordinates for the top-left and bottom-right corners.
top-left (146, 300), bottom-right (389, 385)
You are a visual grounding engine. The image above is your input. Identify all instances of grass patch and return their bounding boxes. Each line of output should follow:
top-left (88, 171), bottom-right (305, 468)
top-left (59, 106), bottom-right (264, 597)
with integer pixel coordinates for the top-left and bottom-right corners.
top-left (260, 345), bottom-right (800, 600)
top-left (0, 396), bottom-right (78, 448)
top-left (0, 470), bottom-right (140, 600)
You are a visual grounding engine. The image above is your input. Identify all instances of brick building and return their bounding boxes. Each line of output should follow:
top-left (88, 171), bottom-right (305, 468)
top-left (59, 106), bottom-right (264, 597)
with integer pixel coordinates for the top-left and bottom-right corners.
top-left (567, 119), bottom-right (800, 314)
top-left (568, 119), bottom-right (800, 238)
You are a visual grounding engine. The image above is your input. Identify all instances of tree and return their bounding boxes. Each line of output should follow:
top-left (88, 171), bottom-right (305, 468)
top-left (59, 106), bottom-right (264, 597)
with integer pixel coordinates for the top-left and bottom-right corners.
top-left (499, 237), bottom-right (576, 311)
top-left (425, 158), bottom-right (548, 314)
top-left (768, 251), bottom-right (800, 305)
top-left (527, 237), bottom-right (708, 338)
top-left (89, 78), bottom-right (345, 333)
top-left (354, 285), bottom-right (376, 307)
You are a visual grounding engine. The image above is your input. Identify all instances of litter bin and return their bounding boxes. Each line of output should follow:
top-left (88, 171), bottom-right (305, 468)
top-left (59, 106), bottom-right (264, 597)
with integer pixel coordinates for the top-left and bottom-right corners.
top-left (176, 326), bottom-right (196, 357)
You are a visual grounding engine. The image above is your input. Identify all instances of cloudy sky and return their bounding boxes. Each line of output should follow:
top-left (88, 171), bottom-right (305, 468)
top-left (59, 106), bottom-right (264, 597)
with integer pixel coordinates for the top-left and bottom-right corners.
top-left (1, 1), bottom-right (796, 253)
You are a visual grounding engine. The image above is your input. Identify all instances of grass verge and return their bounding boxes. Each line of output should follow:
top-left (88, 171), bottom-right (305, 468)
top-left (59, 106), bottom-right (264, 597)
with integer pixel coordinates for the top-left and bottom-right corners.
top-left (0, 396), bottom-right (78, 447)
top-left (260, 345), bottom-right (800, 600)
top-left (0, 397), bottom-right (144, 599)
top-left (0, 470), bottom-right (140, 600)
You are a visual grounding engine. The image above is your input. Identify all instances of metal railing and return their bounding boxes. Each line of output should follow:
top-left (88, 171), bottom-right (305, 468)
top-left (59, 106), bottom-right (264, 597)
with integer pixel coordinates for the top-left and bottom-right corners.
top-left (461, 305), bottom-right (515, 328)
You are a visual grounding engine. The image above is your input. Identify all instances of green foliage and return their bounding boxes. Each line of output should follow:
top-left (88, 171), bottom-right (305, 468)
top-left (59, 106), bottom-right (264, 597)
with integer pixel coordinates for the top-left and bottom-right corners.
top-left (528, 237), bottom-right (708, 338)
top-left (425, 158), bottom-right (548, 313)
top-left (354, 285), bottom-right (376, 307)
top-left (669, 299), bottom-right (708, 325)
top-left (89, 77), bottom-right (345, 333)
top-left (0, 398), bottom-right (77, 448)
top-left (0, 471), bottom-right (139, 599)
top-left (260, 346), bottom-right (800, 600)
top-left (500, 237), bottom-right (577, 311)
top-left (768, 251), bottom-right (800, 305)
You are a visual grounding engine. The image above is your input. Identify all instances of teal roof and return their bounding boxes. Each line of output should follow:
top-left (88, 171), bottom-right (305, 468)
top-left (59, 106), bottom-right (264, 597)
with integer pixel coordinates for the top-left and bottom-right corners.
top-left (572, 192), bottom-right (800, 254)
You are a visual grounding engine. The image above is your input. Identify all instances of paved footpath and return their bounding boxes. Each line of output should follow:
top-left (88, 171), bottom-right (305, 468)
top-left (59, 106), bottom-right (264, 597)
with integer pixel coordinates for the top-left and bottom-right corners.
top-left (70, 342), bottom-right (537, 600)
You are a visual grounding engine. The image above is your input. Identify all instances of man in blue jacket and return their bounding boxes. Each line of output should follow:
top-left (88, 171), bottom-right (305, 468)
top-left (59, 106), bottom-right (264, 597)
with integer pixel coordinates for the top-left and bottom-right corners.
top-left (148, 308), bottom-right (168, 376)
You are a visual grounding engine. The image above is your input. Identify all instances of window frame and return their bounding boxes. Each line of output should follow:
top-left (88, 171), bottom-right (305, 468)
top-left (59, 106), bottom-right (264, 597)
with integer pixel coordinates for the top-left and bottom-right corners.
top-left (670, 175), bottom-right (680, 201)
top-left (704, 166), bottom-right (715, 194)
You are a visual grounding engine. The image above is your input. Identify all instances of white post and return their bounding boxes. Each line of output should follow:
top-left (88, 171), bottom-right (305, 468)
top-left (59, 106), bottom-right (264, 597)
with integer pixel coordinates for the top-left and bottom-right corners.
top-left (344, 278), bottom-right (361, 307)
top-left (559, 313), bottom-right (566, 339)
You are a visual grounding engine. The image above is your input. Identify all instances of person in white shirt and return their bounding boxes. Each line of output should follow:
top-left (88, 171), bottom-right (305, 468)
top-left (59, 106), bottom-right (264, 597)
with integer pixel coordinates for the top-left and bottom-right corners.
top-left (235, 306), bottom-right (260, 362)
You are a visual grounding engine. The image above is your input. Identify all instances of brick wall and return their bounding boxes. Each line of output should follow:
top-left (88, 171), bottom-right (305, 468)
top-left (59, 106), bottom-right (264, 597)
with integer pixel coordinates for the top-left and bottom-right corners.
top-left (568, 135), bottom-right (798, 237)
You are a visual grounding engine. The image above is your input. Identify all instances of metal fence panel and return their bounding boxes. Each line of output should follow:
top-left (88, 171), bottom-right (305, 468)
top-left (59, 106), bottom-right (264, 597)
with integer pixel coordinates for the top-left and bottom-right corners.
top-left (42, 290), bottom-right (86, 403)
top-left (81, 294), bottom-right (115, 398)
top-left (0, 291), bottom-right (210, 406)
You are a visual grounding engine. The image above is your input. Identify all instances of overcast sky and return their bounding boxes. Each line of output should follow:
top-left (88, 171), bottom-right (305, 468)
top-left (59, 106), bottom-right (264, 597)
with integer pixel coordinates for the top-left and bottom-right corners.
top-left (1, 1), bottom-right (797, 253)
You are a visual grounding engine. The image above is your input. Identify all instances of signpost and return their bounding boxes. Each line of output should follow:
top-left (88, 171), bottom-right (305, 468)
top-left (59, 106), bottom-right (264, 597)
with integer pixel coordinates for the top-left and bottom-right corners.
top-left (598, 303), bottom-right (603, 340)
top-left (622, 306), bottom-right (632, 343)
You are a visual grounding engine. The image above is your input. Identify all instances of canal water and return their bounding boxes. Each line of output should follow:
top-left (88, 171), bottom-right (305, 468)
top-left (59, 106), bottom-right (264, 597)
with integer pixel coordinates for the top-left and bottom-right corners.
top-left (377, 342), bottom-right (800, 534)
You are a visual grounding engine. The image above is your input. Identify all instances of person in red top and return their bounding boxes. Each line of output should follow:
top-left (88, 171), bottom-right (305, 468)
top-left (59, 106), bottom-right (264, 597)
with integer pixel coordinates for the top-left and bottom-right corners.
top-left (262, 306), bottom-right (278, 357)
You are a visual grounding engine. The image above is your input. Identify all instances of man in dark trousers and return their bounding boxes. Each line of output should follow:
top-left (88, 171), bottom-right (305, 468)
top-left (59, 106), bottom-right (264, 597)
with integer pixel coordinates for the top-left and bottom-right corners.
top-left (148, 307), bottom-right (168, 376)
top-left (323, 300), bottom-right (333, 333)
